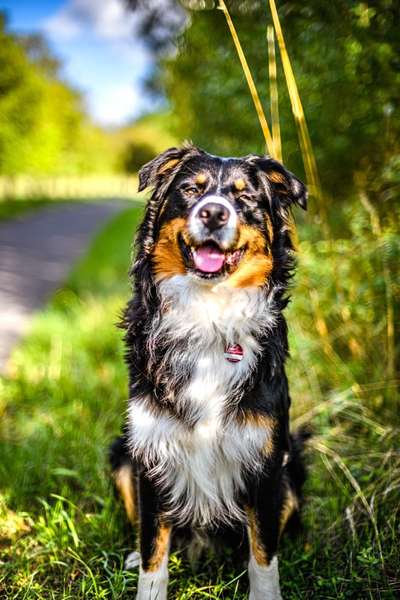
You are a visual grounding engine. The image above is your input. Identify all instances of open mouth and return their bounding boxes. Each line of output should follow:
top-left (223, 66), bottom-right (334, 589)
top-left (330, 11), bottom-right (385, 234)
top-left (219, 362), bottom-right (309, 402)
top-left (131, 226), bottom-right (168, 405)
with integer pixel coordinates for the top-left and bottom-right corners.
top-left (179, 237), bottom-right (245, 279)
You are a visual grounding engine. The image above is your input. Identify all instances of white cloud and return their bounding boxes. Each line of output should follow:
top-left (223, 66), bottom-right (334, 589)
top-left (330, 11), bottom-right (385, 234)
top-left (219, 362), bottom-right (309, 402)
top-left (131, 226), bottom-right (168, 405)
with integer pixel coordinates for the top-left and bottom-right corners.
top-left (43, 0), bottom-right (138, 41)
top-left (86, 83), bottom-right (143, 127)
top-left (40, 0), bottom-right (155, 127)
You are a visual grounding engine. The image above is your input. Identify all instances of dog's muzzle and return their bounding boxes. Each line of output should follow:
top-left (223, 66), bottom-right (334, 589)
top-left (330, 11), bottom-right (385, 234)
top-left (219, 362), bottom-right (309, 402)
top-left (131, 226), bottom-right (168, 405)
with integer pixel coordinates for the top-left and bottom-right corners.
top-left (189, 195), bottom-right (238, 249)
top-left (180, 196), bottom-right (243, 277)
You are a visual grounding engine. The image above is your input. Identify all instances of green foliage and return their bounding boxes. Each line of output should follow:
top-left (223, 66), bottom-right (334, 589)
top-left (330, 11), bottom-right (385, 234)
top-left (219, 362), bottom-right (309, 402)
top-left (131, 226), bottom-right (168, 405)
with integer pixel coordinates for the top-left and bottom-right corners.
top-left (0, 198), bottom-right (50, 220)
top-left (0, 14), bottom-right (168, 178)
top-left (120, 140), bottom-right (156, 174)
top-left (0, 14), bottom-right (88, 175)
top-left (0, 204), bottom-right (399, 598)
top-left (0, 14), bottom-right (43, 176)
top-left (26, 77), bottom-right (84, 175)
top-left (115, 112), bottom-right (178, 174)
top-left (289, 201), bottom-right (400, 404)
top-left (162, 1), bottom-right (400, 206)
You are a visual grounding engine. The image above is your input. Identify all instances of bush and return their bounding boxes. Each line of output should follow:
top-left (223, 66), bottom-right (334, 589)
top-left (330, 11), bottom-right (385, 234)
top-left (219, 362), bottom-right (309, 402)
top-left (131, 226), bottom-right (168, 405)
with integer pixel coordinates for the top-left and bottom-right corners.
top-left (120, 140), bottom-right (156, 174)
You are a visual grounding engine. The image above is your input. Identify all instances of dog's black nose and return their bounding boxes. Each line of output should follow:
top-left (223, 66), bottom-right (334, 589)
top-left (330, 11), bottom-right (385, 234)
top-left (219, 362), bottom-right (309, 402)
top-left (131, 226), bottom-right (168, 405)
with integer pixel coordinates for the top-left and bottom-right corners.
top-left (198, 202), bottom-right (230, 231)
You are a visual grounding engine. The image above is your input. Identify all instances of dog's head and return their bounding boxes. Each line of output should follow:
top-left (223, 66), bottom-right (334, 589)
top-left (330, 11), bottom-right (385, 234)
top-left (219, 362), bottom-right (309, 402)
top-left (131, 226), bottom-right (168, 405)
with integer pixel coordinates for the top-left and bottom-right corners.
top-left (136, 143), bottom-right (307, 289)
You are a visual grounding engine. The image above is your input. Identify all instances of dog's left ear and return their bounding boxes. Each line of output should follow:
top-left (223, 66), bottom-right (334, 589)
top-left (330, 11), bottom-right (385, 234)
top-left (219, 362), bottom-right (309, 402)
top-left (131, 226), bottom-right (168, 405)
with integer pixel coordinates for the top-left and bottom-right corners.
top-left (138, 144), bottom-right (200, 192)
top-left (250, 156), bottom-right (308, 210)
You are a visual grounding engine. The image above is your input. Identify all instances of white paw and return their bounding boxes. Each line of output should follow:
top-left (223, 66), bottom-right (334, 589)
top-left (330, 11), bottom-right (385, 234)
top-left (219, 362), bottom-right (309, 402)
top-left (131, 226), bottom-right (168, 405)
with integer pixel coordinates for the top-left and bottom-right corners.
top-left (136, 566), bottom-right (168, 600)
top-left (248, 555), bottom-right (283, 600)
top-left (249, 591), bottom-right (283, 600)
top-left (124, 550), bottom-right (141, 570)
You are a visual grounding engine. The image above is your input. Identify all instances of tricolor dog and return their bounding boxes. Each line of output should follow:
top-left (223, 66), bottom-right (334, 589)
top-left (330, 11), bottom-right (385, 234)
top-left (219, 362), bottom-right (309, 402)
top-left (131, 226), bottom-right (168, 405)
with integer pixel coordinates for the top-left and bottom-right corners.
top-left (110, 144), bottom-right (309, 599)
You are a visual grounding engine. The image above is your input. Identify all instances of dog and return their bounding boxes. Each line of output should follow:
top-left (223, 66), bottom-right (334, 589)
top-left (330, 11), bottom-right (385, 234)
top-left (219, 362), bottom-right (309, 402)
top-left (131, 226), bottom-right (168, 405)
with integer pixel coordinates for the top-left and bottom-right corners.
top-left (110, 143), bottom-right (309, 600)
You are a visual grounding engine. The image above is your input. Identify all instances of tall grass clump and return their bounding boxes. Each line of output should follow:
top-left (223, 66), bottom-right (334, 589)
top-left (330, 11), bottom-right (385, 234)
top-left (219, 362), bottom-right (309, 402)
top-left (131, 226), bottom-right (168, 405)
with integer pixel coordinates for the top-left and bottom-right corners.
top-left (284, 198), bottom-right (400, 597)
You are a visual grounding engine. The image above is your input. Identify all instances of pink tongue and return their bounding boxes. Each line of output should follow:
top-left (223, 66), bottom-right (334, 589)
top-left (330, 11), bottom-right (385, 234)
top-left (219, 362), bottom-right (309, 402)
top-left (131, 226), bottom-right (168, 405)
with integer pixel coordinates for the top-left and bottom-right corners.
top-left (193, 245), bottom-right (225, 273)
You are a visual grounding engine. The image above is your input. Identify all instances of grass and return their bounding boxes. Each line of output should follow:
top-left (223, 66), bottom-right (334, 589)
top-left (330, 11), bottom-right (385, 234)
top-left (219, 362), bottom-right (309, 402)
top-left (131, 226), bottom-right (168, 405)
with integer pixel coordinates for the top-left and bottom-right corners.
top-left (0, 195), bottom-right (140, 222)
top-left (0, 205), bottom-right (399, 598)
top-left (0, 199), bottom-right (51, 221)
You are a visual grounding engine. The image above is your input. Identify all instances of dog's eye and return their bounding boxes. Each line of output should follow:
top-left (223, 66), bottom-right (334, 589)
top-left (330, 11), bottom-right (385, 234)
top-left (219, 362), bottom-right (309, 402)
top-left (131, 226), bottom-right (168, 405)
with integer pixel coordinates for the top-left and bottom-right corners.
top-left (182, 186), bottom-right (198, 196)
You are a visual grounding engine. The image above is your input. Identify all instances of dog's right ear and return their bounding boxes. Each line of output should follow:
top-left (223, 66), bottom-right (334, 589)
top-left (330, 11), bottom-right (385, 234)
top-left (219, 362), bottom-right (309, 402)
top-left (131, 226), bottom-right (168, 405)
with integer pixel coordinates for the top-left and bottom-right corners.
top-left (246, 155), bottom-right (308, 211)
top-left (138, 145), bottom-right (200, 192)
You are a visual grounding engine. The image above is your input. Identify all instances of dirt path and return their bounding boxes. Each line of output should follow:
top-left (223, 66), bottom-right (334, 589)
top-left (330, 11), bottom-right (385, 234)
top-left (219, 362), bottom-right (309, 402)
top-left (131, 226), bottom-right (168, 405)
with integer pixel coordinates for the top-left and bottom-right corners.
top-left (0, 201), bottom-right (127, 373)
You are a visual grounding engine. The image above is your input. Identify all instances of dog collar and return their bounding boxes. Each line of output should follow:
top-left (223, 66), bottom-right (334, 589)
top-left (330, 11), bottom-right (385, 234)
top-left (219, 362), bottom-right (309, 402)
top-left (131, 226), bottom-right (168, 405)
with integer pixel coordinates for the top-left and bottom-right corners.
top-left (224, 343), bottom-right (244, 363)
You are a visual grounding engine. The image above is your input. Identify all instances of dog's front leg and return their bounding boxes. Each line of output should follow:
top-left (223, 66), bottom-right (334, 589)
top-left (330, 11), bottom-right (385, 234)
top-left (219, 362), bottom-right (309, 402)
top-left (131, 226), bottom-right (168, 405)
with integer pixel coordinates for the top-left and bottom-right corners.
top-left (246, 473), bottom-right (284, 600)
top-left (136, 470), bottom-right (171, 600)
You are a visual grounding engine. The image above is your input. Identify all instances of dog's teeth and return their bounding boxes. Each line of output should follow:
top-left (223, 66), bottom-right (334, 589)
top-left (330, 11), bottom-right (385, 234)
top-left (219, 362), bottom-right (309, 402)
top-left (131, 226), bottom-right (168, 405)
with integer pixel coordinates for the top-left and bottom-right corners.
top-left (124, 551), bottom-right (141, 570)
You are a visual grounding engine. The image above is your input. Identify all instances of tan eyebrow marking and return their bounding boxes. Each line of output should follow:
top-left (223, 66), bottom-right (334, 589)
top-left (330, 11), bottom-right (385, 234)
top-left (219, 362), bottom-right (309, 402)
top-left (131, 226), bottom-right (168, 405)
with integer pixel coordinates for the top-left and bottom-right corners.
top-left (234, 177), bottom-right (246, 191)
top-left (195, 173), bottom-right (207, 185)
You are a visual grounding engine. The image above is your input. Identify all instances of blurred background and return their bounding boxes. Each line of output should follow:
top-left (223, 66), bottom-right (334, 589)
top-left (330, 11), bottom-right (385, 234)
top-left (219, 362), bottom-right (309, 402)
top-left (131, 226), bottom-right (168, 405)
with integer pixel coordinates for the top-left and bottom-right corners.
top-left (0, 1), bottom-right (399, 598)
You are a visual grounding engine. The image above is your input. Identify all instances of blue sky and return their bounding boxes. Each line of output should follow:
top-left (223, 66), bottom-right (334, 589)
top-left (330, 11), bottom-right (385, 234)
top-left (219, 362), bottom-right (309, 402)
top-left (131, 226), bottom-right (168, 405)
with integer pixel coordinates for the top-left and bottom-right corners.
top-left (0, 0), bottom-right (155, 127)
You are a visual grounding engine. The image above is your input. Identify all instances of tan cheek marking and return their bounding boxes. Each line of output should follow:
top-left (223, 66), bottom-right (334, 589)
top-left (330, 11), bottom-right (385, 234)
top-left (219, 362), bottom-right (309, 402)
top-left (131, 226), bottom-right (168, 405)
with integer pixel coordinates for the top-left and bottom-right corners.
top-left (227, 225), bottom-right (273, 288)
top-left (157, 158), bottom-right (180, 174)
top-left (113, 464), bottom-right (137, 524)
top-left (147, 523), bottom-right (171, 572)
top-left (152, 218), bottom-right (187, 280)
top-left (234, 177), bottom-right (246, 191)
top-left (247, 507), bottom-right (269, 566)
top-left (195, 173), bottom-right (207, 185)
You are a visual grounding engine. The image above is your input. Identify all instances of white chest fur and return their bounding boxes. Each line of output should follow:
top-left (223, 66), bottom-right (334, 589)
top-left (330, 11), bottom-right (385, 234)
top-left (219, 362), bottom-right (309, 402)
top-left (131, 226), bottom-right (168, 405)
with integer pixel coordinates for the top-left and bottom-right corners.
top-left (128, 276), bottom-right (276, 525)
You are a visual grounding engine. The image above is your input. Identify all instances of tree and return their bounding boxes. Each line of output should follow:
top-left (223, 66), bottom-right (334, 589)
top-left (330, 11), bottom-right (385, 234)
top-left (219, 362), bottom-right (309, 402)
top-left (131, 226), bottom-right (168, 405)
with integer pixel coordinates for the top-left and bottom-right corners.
top-left (0, 13), bottom-right (118, 176)
top-left (127, 1), bottom-right (400, 213)
top-left (0, 13), bottom-right (44, 175)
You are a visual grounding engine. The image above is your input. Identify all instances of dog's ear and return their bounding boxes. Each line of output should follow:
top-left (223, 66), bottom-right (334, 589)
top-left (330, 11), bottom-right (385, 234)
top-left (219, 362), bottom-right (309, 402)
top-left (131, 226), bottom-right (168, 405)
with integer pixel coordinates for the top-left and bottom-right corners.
top-left (249, 156), bottom-right (308, 210)
top-left (138, 144), bottom-right (200, 192)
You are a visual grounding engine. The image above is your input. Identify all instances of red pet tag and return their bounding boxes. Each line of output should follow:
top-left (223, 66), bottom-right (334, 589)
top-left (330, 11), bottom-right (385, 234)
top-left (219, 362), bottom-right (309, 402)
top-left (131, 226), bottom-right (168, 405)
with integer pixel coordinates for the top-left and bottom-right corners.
top-left (224, 343), bottom-right (244, 363)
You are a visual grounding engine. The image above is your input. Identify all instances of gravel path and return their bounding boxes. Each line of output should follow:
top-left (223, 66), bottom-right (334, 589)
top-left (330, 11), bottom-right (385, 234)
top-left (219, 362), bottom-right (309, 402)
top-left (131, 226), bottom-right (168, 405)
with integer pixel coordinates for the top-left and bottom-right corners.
top-left (0, 201), bottom-right (127, 373)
